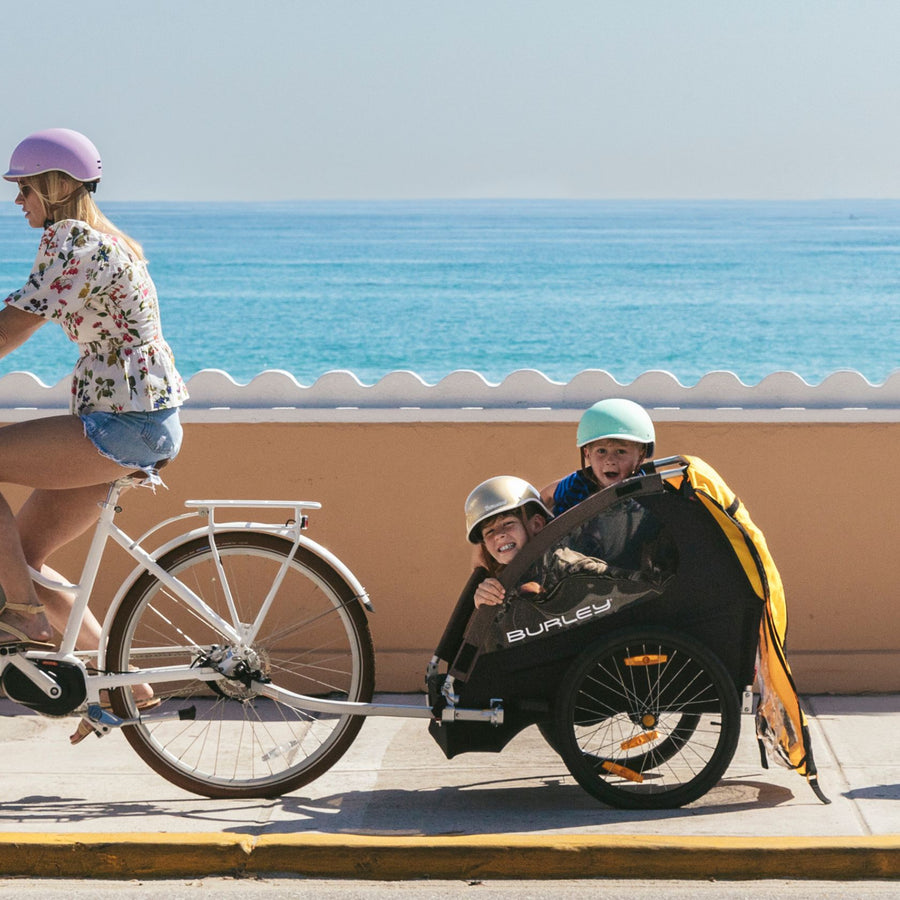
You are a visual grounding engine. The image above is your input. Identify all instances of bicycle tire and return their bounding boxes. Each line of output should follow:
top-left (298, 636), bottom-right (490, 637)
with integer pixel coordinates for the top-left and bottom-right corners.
top-left (554, 627), bottom-right (740, 809)
top-left (105, 532), bottom-right (375, 799)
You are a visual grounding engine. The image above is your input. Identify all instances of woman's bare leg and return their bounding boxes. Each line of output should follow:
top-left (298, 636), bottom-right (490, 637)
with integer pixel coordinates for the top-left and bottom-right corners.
top-left (2, 419), bottom-right (158, 718)
top-left (0, 416), bottom-right (127, 644)
top-left (16, 484), bottom-right (110, 646)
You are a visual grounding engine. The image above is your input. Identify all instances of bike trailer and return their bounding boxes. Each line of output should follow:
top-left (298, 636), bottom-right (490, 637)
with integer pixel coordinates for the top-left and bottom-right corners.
top-left (429, 456), bottom-right (828, 805)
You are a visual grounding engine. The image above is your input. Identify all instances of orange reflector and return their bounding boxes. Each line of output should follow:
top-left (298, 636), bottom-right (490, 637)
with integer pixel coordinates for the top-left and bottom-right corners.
top-left (620, 730), bottom-right (659, 751)
top-left (602, 761), bottom-right (644, 783)
top-left (624, 653), bottom-right (667, 667)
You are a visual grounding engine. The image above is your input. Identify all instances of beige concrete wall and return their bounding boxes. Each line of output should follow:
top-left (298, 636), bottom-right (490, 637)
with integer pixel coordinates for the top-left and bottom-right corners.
top-left (5, 419), bottom-right (898, 693)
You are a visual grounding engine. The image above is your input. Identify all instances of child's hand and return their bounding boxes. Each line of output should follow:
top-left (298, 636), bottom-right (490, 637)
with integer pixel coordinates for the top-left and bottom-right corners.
top-left (474, 577), bottom-right (505, 608)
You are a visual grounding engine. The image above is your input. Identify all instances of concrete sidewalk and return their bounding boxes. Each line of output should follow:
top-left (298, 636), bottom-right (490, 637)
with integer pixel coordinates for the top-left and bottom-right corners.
top-left (0, 694), bottom-right (896, 879)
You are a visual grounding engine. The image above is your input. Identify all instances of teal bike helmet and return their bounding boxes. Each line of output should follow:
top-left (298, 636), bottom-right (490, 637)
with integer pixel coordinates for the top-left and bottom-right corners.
top-left (576, 398), bottom-right (655, 456)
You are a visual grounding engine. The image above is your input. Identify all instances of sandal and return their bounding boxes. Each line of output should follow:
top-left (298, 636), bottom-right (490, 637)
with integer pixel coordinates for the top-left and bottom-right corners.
top-left (69, 694), bottom-right (162, 745)
top-left (0, 602), bottom-right (54, 651)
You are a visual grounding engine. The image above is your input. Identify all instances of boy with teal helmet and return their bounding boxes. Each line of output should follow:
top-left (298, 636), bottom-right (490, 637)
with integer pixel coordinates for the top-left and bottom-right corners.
top-left (541, 398), bottom-right (656, 516)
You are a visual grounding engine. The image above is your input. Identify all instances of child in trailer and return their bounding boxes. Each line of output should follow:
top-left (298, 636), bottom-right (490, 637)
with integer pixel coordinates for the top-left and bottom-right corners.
top-left (466, 476), bottom-right (641, 610)
top-left (536, 397), bottom-right (674, 576)
top-left (431, 475), bottom-right (661, 671)
top-left (466, 476), bottom-right (551, 610)
top-left (428, 476), bottom-right (549, 671)
top-left (541, 398), bottom-right (656, 516)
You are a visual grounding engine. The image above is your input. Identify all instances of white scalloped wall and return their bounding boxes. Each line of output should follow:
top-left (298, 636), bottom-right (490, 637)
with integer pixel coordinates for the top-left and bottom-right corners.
top-left (1, 368), bottom-right (898, 422)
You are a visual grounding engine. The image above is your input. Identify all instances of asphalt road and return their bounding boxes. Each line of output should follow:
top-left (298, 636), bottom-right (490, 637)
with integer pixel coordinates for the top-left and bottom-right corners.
top-left (0, 879), bottom-right (897, 899)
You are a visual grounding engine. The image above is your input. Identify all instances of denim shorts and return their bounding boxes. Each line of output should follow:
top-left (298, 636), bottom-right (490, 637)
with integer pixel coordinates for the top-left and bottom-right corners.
top-left (81, 408), bottom-right (183, 470)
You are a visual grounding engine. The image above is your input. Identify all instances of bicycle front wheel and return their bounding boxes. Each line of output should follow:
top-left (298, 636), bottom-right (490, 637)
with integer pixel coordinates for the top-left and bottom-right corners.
top-left (106, 532), bottom-right (375, 799)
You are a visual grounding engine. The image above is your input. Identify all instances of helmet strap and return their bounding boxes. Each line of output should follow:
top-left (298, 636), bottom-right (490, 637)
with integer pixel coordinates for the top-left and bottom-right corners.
top-left (42, 181), bottom-right (95, 227)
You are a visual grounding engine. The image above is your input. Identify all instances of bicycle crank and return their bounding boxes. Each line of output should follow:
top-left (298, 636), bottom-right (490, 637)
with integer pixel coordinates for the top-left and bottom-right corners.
top-left (1, 658), bottom-right (86, 715)
top-left (74, 702), bottom-right (198, 740)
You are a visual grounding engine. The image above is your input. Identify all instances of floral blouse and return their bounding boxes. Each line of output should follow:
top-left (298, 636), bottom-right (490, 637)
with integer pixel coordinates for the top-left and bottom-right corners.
top-left (4, 219), bottom-right (188, 415)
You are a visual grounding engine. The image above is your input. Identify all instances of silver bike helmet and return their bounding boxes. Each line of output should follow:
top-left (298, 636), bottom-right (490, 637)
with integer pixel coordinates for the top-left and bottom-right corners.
top-left (464, 475), bottom-right (551, 543)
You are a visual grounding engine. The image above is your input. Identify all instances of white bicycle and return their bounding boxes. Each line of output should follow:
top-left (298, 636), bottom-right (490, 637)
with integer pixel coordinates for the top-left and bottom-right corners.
top-left (0, 473), bottom-right (408, 799)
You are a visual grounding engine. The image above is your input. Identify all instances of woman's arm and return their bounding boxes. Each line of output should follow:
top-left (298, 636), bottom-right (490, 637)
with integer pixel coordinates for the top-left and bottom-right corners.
top-left (0, 306), bottom-right (45, 360)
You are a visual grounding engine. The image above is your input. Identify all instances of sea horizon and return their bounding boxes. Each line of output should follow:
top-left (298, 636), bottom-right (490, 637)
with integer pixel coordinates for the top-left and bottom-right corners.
top-left (1, 198), bottom-right (897, 387)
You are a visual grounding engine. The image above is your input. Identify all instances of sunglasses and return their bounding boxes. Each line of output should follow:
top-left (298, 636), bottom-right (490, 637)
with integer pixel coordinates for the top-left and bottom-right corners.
top-left (17, 183), bottom-right (32, 197)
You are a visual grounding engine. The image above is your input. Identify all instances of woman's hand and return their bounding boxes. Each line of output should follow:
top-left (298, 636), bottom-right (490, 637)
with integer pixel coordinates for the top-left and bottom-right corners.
top-left (474, 577), bottom-right (506, 608)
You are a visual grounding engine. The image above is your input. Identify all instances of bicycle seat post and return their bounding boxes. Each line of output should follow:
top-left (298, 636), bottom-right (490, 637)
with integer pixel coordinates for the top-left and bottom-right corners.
top-left (54, 477), bottom-right (134, 658)
top-left (104, 476), bottom-right (137, 511)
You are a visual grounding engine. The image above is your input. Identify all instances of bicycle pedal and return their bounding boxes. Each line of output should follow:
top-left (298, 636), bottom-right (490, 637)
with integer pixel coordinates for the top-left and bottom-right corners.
top-left (70, 716), bottom-right (112, 744)
top-left (84, 703), bottom-right (122, 727)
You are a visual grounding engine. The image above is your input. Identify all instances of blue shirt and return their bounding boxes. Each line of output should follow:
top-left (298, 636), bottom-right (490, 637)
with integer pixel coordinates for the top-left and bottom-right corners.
top-left (552, 466), bottom-right (650, 517)
top-left (552, 469), bottom-right (596, 516)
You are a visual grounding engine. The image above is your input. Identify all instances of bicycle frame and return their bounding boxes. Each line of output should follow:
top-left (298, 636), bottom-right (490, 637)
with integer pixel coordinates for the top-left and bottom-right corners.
top-left (12, 476), bottom-right (441, 726)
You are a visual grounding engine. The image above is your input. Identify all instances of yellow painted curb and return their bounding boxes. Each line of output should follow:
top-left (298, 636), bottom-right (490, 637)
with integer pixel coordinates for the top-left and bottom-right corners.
top-left (0, 833), bottom-right (898, 880)
top-left (0, 834), bottom-right (252, 879)
top-left (248, 834), bottom-right (900, 880)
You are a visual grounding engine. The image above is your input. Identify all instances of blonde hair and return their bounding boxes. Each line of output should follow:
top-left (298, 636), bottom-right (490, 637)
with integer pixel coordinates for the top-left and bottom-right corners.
top-left (20, 171), bottom-right (144, 261)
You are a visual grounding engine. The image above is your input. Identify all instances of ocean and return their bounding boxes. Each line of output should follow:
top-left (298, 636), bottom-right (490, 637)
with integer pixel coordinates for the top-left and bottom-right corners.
top-left (1, 199), bottom-right (898, 386)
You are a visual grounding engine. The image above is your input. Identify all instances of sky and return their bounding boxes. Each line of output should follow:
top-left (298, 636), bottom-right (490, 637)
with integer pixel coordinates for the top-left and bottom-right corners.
top-left (3, 0), bottom-right (899, 202)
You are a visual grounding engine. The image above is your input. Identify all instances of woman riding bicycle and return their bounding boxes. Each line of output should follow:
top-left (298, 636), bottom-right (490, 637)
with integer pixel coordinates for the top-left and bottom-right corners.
top-left (0, 128), bottom-right (187, 650)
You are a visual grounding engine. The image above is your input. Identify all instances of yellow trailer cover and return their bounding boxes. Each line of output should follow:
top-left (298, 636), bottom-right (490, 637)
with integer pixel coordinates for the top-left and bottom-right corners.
top-left (662, 455), bottom-right (828, 803)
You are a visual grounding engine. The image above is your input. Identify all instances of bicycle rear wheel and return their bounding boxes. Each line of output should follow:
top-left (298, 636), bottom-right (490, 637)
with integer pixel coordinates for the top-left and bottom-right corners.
top-left (106, 532), bottom-right (375, 799)
top-left (554, 627), bottom-right (740, 809)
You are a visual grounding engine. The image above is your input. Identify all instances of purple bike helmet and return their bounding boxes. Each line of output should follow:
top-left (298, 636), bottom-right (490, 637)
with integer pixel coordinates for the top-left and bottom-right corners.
top-left (4, 128), bottom-right (102, 186)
